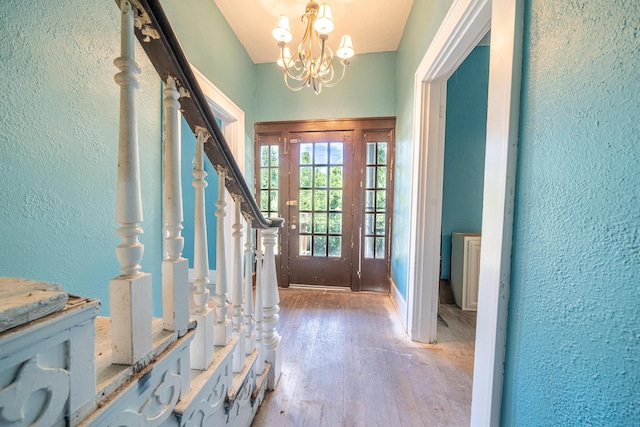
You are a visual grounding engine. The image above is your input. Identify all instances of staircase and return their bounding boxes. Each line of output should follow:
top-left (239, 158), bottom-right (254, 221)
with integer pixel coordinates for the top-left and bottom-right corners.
top-left (0, 0), bottom-right (282, 425)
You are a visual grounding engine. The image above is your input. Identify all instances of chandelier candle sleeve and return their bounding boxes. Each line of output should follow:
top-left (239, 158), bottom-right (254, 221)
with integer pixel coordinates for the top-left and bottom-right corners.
top-left (272, 1), bottom-right (354, 95)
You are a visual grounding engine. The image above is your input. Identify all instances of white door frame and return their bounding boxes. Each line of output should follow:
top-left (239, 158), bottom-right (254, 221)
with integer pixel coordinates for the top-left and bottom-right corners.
top-left (192, 65), bottom-right (246, 290)
top-left (405, 0), bottom-right (523, 425)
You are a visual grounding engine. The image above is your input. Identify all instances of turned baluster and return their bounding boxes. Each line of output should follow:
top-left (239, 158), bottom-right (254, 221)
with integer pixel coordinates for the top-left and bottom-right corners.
top-left (254, 230), bottom-right (264, 376)
top-left (161, 77), bottom-right (189, 339)
top-left (244, 221), bottom-right (255, 355)
top-left (190, 130), bottom-right (215, 370)
top-left (214, 168), bottom-right (232, 345)
top-left (231, 200), bottom-right (245, 372)
top-left (109, 0), bottom-right (152, 365)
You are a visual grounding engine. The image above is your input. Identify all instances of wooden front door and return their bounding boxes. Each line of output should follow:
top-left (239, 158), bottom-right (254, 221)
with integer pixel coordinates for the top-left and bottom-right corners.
top-left (255, 118), bottom-right (395, 291)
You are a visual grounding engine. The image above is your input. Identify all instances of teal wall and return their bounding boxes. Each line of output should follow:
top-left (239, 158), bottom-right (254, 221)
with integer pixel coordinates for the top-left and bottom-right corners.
top-left (0, 0), bottom-right (163, 316)
top-left (440, 46), bottom-right (489, 280)
top-left (502, 0), bottom-right (640, 424)
top-left (391, 0), bottom-right (455, 296)
top-left (255, 51), bottom-right (396, 121)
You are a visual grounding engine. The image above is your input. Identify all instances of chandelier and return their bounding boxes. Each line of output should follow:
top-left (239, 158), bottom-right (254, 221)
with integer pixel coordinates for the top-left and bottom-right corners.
top-left (272, 1), bottom-right (355, 95)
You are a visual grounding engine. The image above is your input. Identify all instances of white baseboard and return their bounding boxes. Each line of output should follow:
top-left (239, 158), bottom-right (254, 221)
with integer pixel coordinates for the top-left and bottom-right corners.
top-left (389, 277), bottom-right (407, 330)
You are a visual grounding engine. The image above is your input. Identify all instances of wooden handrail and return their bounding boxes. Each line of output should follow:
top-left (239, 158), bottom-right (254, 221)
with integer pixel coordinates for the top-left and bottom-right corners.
top-left (117, 0), bottom-right (283, 229)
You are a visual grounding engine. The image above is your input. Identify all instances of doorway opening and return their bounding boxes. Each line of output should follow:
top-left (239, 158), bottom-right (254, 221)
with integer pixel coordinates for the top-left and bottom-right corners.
top-left (255, 117), bottom-right (395, 291)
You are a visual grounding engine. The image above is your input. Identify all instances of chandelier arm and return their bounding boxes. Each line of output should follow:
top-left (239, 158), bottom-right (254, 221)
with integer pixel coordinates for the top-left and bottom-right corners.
top-left (283, 72), bottom-right (307, 91)
top-left (279, 42), bottom-right (309, 82)
top-left (320, 60), bottom-right (349, 88)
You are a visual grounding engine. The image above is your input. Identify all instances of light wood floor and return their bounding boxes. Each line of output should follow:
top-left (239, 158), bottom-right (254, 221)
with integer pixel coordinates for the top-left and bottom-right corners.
top-left (252, 287), bottom-right (477, 427)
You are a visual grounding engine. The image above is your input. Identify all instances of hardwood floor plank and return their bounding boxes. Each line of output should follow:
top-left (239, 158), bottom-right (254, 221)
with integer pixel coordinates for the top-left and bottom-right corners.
top-left (252, 289), bottom-right (475, 427)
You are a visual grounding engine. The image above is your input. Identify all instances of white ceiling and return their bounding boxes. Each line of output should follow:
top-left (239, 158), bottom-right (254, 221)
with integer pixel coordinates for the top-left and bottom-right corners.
top-left (214, 0), bottom-right (415, 64)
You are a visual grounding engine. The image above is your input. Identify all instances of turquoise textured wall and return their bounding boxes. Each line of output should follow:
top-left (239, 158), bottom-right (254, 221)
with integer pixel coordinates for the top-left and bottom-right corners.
top-left (502, 0), bottom-right (640, 424)
top-left (391, 0), bottom-right (454, 297)
top-left (440, 46), bottom-right (489, 280)
top-left (255, 52), bottom-right (396, 122)
top-left (0, 0), bottom-right (162, 315)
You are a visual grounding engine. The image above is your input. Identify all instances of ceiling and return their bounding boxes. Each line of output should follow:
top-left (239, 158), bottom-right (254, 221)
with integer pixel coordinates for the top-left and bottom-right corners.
top-left (214, 0), bottom-right (415, 64)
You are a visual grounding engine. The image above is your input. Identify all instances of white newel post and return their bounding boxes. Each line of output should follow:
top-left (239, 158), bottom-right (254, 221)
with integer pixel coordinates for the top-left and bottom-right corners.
top-left (214, 169), bottom-right (232, 345)
top-left (254, 230), bottom-right (264, 376)
top-left (190, 130), bottom-right (215, 370)
top-left (244, 221), bottom-right (255, 355)
top-left (110, 0), bottom-right (152, 365)
top-left (231, 201), bottom-right (245, 372)
top-left (261, 227), bottom-right (282, 388)
top-left (162, 77), bottom-right (189, 337)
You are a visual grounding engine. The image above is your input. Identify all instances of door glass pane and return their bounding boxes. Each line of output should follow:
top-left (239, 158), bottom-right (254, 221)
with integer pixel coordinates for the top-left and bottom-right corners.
top-left (260, 168), bottom-right (269, 189)
top-left (377, 142), bottom-right (387, 165)
top-left (366, 166), bottom-right (376, 188)
top-left (328, 236), bottom-right (341, 257)
top-left (329, 143), bottom-right (343, 164)
top-left (300, 166), bottom-right (313, 187)
top-left (366, 142), bottom-right (376, 164)
top-left (314, 166), bottom-right (328, 187)
top-left (376, 190), bottom-right (386, 210)
top-left (364, 236), bottom-right (374, 258)
top-left (375, 237), bottom-right (385, 258)
top-left (300, 190), bottom-right (312, 210)
top-left (260, 146), bottom-right (269, 167)
top-left (270, 146), bottom-right (279, 166)
top-left (365, 190), bottom-right (375, 212)
top-left (315, 143), bottom-right (328, 164)
top-left (313, 213), bottom-right (327, 233)
top-left (377, 167), bottom-right (386, 188)
top-left (260, 191), bottom-right (268, 211)
top-left (300, 143), bottom-right (313, 164)
top-left (300, 212), bottom-right (311, 233)
top-left (365, 213), bottom-right (375, 235)
top-left (329, 190), bottom-right (342, 211)
top-left (329, 166), bottom-right (342, 187)
top-left (313, 236), bottom-right (327, 256)
top-left (376, 214), bottom-right (386, 234)
top-left (270, 168), bottom-right (279, 188)
top-left (328, 213), bottom-right (342, 234)
top-left (270, 191), bottom-right (278, 209)
top-left (300, 235), bottom-right (311, 256)
top-left (314, 190), bottom-right (328, 211)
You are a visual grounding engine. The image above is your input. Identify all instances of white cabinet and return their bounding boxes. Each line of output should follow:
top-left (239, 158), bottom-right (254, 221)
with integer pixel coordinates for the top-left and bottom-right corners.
top-left (451, 233), bottom-right (481, 311)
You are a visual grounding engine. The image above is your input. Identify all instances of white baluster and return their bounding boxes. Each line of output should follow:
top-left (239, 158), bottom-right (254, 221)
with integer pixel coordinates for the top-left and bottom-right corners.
top-left (190, 130), bottom-right (215, 370)
top-left (109, 0), bottom-right (152, 365)
top-left (254, 230), bottom-right (264, 376)
top-left (161, 78), bottom-right (189, 344)
top-left (244, 221), bottom-right (255, 355)
top-left (231, 200), bottom-right (245, 372)
top-left (214, 168), bottom-right (232, 345)
top-left (262, 227), bottom-right (282, 388)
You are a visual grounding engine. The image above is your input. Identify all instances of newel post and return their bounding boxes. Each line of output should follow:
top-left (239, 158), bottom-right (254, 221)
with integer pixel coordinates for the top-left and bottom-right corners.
top-left (261, 227), bottom-right (282, 389)
top-left (109, 0), bottom-right (152, 365)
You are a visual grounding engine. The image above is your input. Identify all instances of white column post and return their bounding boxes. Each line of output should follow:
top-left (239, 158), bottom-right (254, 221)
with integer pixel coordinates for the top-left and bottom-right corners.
top-left (189, 130), bottom-right (215, 370)
top-left (261, 227), bottom-right (281, 389)
top-left (214, 168), bottom-right (232, 345)
top-left (109, 0), bottom-right (152, 365)
top-left (244, 222), bottom-right (255, 355)
top-left (254, 230), bottom-right (264, 376)
top-left (161, 77), bottom-right (189, 339)
top-left (231, 200), bottom-right (245, 372)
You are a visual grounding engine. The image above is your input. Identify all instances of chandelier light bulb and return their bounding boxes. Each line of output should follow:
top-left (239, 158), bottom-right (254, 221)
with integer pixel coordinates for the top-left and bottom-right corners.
top-left (313, 4), bottom-right (334, 35)
top-left (337, 35), bottom-right (354, 59)
top-left (272, 15), bottom-right (292, 43)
